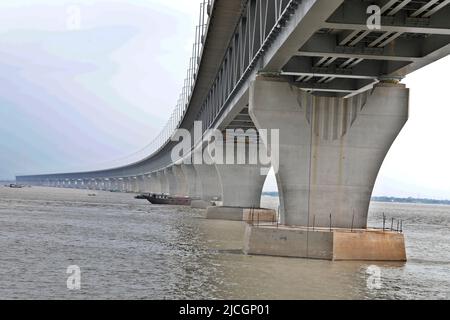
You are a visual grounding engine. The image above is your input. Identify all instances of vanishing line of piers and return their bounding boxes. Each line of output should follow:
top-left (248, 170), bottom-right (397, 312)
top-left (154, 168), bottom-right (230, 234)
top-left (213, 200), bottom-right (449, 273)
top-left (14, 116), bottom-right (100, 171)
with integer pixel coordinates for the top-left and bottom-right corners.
top-left (20, 78), bottom-right (410, 263)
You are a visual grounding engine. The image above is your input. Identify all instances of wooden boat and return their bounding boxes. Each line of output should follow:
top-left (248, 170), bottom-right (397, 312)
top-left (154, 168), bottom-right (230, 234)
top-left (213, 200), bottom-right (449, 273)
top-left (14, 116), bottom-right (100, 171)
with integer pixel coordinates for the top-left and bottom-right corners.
top-left (138, 193), bottom-right (192, 206)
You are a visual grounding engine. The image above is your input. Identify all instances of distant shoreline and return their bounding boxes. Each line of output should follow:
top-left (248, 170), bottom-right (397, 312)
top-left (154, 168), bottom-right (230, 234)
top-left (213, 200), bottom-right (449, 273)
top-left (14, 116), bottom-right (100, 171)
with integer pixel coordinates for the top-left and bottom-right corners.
top-left (262, 192), bottom-right (450, 206)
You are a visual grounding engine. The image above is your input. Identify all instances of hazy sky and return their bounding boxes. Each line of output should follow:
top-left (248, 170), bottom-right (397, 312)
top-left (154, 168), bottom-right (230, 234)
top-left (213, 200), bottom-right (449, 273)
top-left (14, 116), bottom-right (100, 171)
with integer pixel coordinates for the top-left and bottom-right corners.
top-left (1, 0), bottom-right (449, 199)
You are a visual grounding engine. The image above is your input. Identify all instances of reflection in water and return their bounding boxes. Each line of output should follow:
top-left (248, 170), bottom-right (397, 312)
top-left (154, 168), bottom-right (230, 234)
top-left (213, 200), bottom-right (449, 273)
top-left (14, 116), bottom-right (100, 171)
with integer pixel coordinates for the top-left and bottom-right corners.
top-left (0, 187), bottom-right (449, 300)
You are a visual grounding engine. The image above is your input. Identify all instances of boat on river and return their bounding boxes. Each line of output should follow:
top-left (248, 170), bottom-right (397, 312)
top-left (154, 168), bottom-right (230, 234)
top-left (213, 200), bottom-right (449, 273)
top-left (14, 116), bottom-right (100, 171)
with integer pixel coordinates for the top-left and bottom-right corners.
top-left (136, 193), bottom-right (192, 206)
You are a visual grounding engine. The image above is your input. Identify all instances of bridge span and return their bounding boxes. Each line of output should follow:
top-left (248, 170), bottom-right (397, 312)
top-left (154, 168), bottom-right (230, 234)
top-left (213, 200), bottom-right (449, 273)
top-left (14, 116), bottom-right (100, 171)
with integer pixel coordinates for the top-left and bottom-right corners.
top-left (17, 0), bottom-right (450, 261)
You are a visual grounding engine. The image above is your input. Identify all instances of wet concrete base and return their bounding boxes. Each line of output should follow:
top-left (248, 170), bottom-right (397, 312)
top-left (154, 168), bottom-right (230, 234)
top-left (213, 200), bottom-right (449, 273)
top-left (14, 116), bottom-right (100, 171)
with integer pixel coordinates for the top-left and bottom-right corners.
top-left (206, 206), bottom-right (277, 223)
top-left (191, 200), bottom-right (213, 209)
top-left (244, 225), bottom-right (407, 261)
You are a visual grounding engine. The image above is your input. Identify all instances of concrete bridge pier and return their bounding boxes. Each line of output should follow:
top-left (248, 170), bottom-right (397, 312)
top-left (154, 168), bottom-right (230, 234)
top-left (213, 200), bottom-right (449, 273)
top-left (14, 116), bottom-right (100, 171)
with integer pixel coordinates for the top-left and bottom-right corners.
top-left (181, 164), bottom-right (201, 199)
top-left (103, 179), bottom-right (110, 191)
top-left (106, 178), bottom-right (111, 190)
top-left (245, 77), bottom-right (409, 261)
top-left (117, 178), bottom-right (126, 192)
top-left (164, 167), bottom-right (179, 196)
top-left (145, 174), bottom-right (156, 193)
top-left (105, 178), bottom-right (113, 191)
top-left (127, 177), bottom-right (135, 192)
top-left (142, 175), bottom-right (152, 192)
top-left (192, 163), bottom-right (222, 209)
top-left (111, 179), bottom-right (117, 191)
top-left (125, 177), bottom-right (131, 192)
top-left (137, 175), bottom-right (146, 193)
top-left (164, 165), bottom-right (187, 196)
top-left (173, 165), bottom-right (188, 196)
top-left (206, 141), bottom-right (276, 222)
top-left (158, 171), bottom-right (169, 194)
top-left (118, 178), bottom-right (123, 191)
top-left (131, 177), bottom-right (139, 193)
top-left (150, 172), bottom-right (162, 193)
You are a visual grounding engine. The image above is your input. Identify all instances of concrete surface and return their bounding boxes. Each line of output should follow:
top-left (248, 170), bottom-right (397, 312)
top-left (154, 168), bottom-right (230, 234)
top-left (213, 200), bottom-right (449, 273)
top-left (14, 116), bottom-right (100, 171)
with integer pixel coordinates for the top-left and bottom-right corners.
top-left (244, 225), bottom-right (407, 261)
top-left (206, 206), bottom-right (277, 222)
top-left (249, 77), bottom-right (409, 228)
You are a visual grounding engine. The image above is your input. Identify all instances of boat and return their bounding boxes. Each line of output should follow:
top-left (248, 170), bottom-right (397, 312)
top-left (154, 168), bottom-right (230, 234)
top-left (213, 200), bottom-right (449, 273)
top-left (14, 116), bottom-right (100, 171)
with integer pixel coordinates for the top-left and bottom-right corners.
top-left (137, 193), bottom-right (192, 206)
top-left (8, 184), bottom-right (24, 189)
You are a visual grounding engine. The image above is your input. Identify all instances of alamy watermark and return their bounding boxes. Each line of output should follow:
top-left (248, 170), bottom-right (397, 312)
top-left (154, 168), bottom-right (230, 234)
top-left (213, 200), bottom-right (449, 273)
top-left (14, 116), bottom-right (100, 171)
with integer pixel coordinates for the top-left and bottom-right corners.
top-left (366, 5), bottom-right (381, 30)
top-left (170, 121), bottom-right (279, 175)
top-left (67, 265), bottom-right (81, 290)
top-left (366, 265), bottom-right (382, 290)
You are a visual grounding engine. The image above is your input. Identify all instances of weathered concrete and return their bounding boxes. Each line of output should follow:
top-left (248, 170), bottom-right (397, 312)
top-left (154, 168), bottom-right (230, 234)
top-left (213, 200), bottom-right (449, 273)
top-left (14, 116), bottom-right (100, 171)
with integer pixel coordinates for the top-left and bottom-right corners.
top-left (244, 226), bottom-right (407, 261)
top-left (181, 164), bottom-right (202, 198)
top-left (150, 172), bottom-right (162, 193)
top-left (249, 77), bottom-right (409, 228)
top-left (144, 174), bottom-right (153, 192)
top-left (206, 206), bottom-right (277, 222)
top-left (164, 167), bottom-right (178, 196)
top-left (173, 165), bottom-right (188, 196)
top-left (191, 200), bottom-right (213, 209)
top-left (193, 163), bottom-right (222, 201)
top-left (109, 178), bottom-right (117, 191)
top-left (131, 177), bottom-right (139, 193)
top-left (158, 171), bottom-right (169, 194)
top-left (214, 141), bottom-right (268, 208)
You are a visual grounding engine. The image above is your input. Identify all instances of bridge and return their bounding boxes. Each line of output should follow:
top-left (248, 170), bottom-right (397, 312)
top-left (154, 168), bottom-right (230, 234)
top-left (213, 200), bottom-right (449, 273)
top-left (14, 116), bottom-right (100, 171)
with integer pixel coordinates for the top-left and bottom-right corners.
top-left (17, 0), bottom-right (450, 261)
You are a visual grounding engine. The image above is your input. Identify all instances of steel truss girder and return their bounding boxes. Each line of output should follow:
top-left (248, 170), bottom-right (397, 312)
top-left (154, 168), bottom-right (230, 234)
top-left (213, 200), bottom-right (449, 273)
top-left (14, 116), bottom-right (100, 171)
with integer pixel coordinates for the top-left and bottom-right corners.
top-left (282, 55), bottom-right (410, 80)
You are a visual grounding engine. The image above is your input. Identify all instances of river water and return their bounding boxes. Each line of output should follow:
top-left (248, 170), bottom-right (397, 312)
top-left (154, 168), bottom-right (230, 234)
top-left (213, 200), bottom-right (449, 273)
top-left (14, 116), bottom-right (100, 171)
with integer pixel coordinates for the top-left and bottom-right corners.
top-left (0, 186), bottom-right (449, 300)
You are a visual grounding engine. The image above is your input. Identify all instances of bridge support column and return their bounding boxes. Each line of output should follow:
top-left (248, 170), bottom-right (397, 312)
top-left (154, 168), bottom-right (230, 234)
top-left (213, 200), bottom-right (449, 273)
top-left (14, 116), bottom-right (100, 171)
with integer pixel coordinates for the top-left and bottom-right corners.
top-left (118, 178), bottom-right (125, 192)
top-left (191, 149), bottom-right (222, 209)
top-left (95, 179), bottom-right (102, 190)
top-left (158, 171), bottom-right (169, 194)
top-left (137, 175), bottom-right (145, 193)
top-left (192, 163), bottom-right (221, 209)
top-left (128, 178), bottom-right (134, 192)
top-left (109, 178), bottom-right (117, 191)
top-left (144, 175), bottom-right (153, 192)
top-left (101, 179), bottom-right (108, 191)
top-left (181, 164), bottom-right (201, 199)
top-left (173, 165), bottom-right (188, 196)
top-left (148, 173), bottom-right (160, 193)
top-left (164, 167), bottom-right (178, 196)
top-left (245, 77), bottom-right (409, 261)
top-left (123, 178), bottom-right (130, 192)
top-left (206, 141), bottom-right (275, 222)
top-left (131, 177), bottom-right (139, 193)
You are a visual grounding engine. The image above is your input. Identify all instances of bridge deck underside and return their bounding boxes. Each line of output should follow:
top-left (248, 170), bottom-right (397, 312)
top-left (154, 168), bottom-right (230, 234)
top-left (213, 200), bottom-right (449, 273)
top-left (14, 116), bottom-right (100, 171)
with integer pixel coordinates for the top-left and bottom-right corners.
top-left (278, 0), bottom-right (450, 97)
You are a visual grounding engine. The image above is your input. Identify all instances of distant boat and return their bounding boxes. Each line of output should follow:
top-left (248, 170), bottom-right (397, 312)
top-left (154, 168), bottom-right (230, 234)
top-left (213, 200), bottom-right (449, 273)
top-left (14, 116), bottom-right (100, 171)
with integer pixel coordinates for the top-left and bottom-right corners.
top-left (136, 193), bottom-right (192, 206)
top-left (8, 184), bottom-right (24, 189)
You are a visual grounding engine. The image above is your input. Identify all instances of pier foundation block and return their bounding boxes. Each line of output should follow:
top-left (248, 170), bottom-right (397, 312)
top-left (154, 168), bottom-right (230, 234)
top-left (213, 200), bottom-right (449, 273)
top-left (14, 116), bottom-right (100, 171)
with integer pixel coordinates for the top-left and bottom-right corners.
top-left (191, 200), bottom-right (213, 209)
top-left (206, 206), bottom-right (277, 222)
top-left (244, 226), bottom-right (407, 261)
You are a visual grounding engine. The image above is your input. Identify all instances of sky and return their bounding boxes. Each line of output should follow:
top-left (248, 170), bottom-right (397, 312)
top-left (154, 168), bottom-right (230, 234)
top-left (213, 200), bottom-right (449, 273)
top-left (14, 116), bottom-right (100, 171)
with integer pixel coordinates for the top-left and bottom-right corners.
top-left (0, 0), bottom-right (450, 199)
